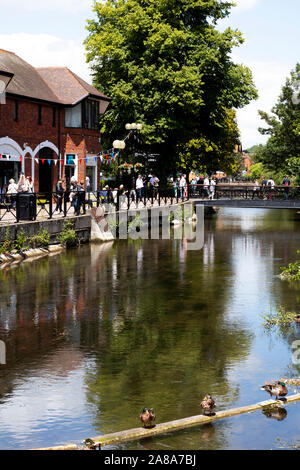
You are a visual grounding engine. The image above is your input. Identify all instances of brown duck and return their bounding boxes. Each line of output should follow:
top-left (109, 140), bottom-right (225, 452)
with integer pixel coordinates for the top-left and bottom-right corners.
top-left (200, 394), bottom-right (216, 416)
top-left (261, 381), bottom-right (288, 401)
top-left (140, 408), bottom-right (156, 428)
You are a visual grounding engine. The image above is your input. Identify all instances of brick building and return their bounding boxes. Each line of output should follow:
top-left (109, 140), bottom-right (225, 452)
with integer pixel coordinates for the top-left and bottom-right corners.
top-left (0, 49), bottom-right (110, 192)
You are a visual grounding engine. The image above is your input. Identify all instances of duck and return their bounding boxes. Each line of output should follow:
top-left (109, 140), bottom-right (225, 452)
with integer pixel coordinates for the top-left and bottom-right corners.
top-left (140, 407), bottom-right (156, 428)
top-left (261, 380), bottom-right (288, 401)
top-left (200, 394), bottom-right (216, 416)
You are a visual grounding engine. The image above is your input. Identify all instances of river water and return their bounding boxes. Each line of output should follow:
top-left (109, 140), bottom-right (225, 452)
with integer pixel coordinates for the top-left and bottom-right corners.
top-left (1, 208), bottom-right (300, 450)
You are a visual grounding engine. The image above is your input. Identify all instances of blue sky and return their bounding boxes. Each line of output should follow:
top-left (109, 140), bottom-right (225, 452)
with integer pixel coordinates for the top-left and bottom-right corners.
top-left (0, 0), bottom-right (299, 148)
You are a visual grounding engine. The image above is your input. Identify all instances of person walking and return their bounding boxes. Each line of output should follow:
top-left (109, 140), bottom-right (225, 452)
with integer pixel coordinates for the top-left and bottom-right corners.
top-left (252, 179), bottom-right (260, 199)
top-left (203, 175), bottom-right (210, 199)
top-left (267, 177), bottom-right (275, 200)
top-left (209, 178), bottom-right (216, 200)
top-left (179, 174), bottom-right (187, 199)
top-left (136, 174), bottom-right (144, 203)
top-left (282, 176), bottom-right (291, 200)
top-left (261, 176), bottom-right (267, 199)
top-left (150, 175), bottom-right (159, 199)
top-left (54, 178), bottom-right (64, 214)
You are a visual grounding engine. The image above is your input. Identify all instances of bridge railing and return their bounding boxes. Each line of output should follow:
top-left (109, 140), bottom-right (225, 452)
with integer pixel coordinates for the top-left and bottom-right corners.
top-left (0, 187), bottom-right (190, 224)
top-left (188, 184), bottom-right (300, 201)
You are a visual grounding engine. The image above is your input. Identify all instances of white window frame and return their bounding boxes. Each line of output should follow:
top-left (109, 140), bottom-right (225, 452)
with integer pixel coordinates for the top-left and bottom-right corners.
top-left (64, 153), bottom-right (78, 181)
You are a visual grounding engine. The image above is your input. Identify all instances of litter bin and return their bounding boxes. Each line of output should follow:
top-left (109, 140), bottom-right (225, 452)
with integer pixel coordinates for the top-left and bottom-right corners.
top-left (17, 193), bottom-right (36, 221)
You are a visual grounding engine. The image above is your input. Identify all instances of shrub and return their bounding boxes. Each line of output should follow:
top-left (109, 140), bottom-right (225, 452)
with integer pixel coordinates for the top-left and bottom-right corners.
top-left (14, 230), bottom-right (29, 253)
top-left (58, 220), bottom-right (77, 247)
top-left (0, 227), bottom-right (13, 255)
top-left (30, 229), bottom-right (51, 249)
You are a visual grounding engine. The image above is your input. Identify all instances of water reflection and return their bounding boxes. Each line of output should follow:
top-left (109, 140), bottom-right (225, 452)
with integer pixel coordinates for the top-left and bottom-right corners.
top-left (0, 208), bottom-right (300, 449)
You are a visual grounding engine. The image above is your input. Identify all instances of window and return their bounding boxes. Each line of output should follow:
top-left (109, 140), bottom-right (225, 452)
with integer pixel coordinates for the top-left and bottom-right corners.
top-left (84, 99), bottom-right (99, 130)
top-left (14, 100), bottom-right (18, 122)
top-left (38, 104), bottom-right (42, 125)
top-left (65, 103), bottom-right (82, 128)
top-left (52, 107), bottom-right (56, 127)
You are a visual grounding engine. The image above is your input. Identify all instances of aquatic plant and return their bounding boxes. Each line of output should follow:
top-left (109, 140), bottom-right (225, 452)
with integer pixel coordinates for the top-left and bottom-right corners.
top-left (58, 220), bottom-right (77, 247)
top-left (262, 305), bottom-right (297, 329)
top-left (280, 251), bottom-right (300, 280)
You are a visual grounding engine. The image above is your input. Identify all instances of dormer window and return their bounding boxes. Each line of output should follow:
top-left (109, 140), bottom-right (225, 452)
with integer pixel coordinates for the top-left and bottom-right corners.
top-left (65, 102), bottom-right (82, 128)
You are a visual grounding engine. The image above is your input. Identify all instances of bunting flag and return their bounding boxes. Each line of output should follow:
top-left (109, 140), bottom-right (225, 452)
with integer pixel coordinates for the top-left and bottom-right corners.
top-left (0, 128), bottom-right (141, 166)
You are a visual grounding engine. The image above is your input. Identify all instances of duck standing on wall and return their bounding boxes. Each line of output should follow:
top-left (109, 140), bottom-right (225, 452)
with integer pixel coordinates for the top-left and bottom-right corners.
top-left (140, 408), bottom-right (156, 428)
top-left (200, 394), bottom-right (216, 416)
top-left (261, 381), bottom-right (288, 401)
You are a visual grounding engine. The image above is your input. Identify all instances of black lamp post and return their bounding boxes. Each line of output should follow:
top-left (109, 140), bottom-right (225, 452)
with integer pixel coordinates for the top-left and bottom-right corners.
top-left (125, 123), bottom-right (143, 189)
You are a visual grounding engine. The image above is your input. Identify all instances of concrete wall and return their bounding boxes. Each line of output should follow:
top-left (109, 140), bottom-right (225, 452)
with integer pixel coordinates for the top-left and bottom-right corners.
top-left (0, 215), bottom-right (91, 243)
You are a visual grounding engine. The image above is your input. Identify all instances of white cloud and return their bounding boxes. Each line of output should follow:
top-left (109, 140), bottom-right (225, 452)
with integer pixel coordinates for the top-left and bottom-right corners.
top-left (234, 58), bottom-right (292, 148)
top-left (0, 0), bottom-right (93, 13)
top-left (0, 32), bottom-right (92, 83)
top-left (233, 0), bottom-right (260, 11)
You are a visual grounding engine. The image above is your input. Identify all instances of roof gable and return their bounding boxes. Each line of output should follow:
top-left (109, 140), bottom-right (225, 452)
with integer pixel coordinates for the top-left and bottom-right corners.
top-left (0, 49), bottom-right (60, 103)
top-left (37, 67), bottom-right (110, 105)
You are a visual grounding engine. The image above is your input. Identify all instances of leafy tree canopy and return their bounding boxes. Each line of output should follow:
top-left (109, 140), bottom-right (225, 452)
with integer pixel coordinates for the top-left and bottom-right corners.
top-left (85, 0), bottom-right (258, 176)
top-left (258, 64), bottom-right (300, 175)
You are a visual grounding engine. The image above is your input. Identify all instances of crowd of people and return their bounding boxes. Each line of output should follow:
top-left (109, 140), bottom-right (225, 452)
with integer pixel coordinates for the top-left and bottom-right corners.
top-left (0, 173), bottom-right (34, 208)
top-left (0, 171), bottom-right (295, 216)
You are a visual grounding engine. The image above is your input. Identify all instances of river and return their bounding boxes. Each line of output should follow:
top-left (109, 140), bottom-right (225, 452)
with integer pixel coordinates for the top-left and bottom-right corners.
top-left (0, 208), bottom-right (300, 450)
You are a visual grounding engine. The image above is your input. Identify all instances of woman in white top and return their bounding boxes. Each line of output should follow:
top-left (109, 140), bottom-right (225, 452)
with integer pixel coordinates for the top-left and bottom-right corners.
top-left (7, 179), bottom-right (18, 209)
top-left (209, 178), bottom-right (216, 200)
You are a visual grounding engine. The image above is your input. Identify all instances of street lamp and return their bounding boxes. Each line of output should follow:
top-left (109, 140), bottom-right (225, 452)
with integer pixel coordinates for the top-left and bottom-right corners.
top-left (125, 123), bottom-right (143, 189)
top-left (113, 140), bottom-right (126, 184)
top-left (0, 69), bottom-right (14, 104)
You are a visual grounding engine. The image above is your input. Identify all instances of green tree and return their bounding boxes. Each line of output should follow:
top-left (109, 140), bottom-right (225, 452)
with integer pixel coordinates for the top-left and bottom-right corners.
top-left (258, 64), bottom-right (300, 177)
top-left (85, 0), bottom-right (257, 177)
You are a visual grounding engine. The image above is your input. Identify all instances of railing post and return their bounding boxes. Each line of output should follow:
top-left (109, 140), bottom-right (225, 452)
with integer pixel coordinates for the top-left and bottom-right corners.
top-left (83, 191), bottom-right (86, 215)
top-left (16, 193), bottom-right (20, 223)
top-left (63, 192), bottom-right (67, 217)
top-left (49, 192), bottom-right (53, 219)
top-left (33, 192), bottom-right (37, 221)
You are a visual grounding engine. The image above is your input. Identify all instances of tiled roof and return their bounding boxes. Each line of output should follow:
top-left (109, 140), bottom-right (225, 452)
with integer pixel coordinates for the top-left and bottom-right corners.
top-left (0, 49), bottom-right (61, 103)
top-left (0, 49), bottom-right (110, 105)
top-left (37, 67), bottom-right (110, 105)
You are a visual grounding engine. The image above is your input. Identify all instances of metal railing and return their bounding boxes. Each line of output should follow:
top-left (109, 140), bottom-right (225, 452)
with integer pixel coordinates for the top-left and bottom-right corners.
top-left (188, 184), bottom-right (300, 201)
top-left (0, 187), bottom-right (190, 224)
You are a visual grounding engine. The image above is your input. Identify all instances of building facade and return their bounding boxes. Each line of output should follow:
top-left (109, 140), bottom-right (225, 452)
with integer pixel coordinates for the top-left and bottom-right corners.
top-left (0, 49), bottom-right (110, 192)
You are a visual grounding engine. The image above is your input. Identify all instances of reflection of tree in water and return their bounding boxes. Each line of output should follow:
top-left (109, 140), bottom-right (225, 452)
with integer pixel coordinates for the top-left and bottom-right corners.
top-left (83, 237), bottom-right (253, 448)
top-left (0, 236), bottom-right (253, 449)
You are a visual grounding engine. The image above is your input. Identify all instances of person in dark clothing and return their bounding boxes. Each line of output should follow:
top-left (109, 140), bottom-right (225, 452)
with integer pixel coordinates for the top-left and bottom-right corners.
top-left (282, 176), bottom-right (291, 200)
top-left (54, 178), bottom-right (64, 214)
top-left (76, 181), bottom-right (86, 215)
top-left (261, 176), bottom-right (267, 199)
